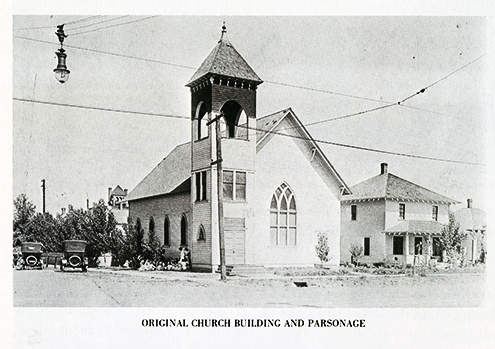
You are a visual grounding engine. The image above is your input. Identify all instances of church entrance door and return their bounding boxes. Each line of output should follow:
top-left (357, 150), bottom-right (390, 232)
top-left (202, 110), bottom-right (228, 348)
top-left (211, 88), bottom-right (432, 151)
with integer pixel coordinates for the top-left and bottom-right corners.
top-left (224, 217), bottom-right (245, 265)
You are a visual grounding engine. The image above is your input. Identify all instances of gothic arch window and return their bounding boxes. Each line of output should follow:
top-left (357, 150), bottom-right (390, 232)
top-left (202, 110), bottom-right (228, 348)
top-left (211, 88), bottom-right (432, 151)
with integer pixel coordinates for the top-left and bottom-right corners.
top-left (220, 100), bottom-right (248, 140)
top-left (163, 215), bottom-right (170, 246)
top-left (149, 216), bottom-right (155, 235)
top-left (197, 225), bottom-right (206, 241)
top-left (196, 101), bottom-right (209, 140)
top-left (135, 218), bottom-right (141, 235)
top-left (180, 214), bottom-right (187, 246)
top-left (270, 183), bottom-right (297, 246)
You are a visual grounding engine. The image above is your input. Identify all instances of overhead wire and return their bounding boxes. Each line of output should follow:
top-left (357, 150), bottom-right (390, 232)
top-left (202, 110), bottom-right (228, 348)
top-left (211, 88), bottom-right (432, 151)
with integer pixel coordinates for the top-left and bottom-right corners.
top-left (13, 97), bottom-right (486, 166)
top-left (13, 15), bottom-right (102, 31)
top-left (69, 16), bottom-right (158, 36)
top-left (296, 53), bottom-right (486, 128)
top-left (12, 33), bottom-right (438, 115)
top-left (65, 16), bottom-right (129, 33)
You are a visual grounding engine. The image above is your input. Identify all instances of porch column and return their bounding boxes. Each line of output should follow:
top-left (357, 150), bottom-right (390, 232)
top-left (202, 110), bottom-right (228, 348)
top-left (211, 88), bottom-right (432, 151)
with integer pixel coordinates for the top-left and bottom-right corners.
top-left (404, 233), bottom-right (409, 257)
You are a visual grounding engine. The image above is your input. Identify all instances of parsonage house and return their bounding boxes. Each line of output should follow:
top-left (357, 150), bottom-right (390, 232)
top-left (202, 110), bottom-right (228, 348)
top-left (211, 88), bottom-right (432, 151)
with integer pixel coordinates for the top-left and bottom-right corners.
top-left (125, 26), bottom-right (351, 271)
top-left (340, 163), bottom-right (459, 265)
top-left (454, 199), bottom-right (487, 264)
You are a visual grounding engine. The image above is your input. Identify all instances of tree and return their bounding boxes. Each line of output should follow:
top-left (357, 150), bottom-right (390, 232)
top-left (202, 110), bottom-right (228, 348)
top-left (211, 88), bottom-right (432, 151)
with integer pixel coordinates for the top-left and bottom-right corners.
top-left (349, 243), bottom-right (363, 266)
top-left (13, 194), bottom-right (36, 240)
top-left (315, 232), bottom-right (330, 266)
top-left (439, 211), bottom-right (466, 267)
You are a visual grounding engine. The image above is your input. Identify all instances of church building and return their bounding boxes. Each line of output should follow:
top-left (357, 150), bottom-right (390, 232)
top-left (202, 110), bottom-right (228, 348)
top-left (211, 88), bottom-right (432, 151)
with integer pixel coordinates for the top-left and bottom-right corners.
top-left (125, 25), bottom-right (350, 271)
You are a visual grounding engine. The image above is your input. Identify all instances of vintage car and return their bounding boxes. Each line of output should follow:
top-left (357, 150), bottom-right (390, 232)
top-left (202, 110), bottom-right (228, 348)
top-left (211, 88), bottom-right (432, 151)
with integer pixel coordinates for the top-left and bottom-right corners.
top-left (60, 240), bottom-right (88, 272)
top-left (19, 242), bottom-right (44, 270)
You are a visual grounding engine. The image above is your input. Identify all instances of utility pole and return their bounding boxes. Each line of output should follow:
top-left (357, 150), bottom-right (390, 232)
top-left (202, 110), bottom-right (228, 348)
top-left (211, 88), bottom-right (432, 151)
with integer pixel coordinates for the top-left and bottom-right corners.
top-left (41, 179), bottom-right (46, 213)
top-left (208, 112), bottom-right (226, 280)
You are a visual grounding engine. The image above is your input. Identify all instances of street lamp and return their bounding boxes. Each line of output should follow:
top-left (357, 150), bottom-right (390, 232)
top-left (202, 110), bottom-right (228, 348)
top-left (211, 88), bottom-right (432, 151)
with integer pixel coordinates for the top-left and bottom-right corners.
top-left (54, 24), bottom-right (70, 84)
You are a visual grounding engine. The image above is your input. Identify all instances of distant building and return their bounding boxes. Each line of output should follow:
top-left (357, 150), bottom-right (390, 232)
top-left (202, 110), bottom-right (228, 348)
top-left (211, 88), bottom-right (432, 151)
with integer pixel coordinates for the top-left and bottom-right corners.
top-left (340, 163), bottom-right (459, 265)
top-left (125, 25), bottom-right (350, 271)
top-left (108, 185), bottom-right (129, 230)
top-left (454, 199), bottom-right (486, 264)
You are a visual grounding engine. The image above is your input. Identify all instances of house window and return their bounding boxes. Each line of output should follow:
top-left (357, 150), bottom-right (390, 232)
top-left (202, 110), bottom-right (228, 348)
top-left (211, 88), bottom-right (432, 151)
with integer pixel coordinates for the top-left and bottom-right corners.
top-left (351, 205), bottom-right (357, 221)
top-left (180, 215), bottom-right (187, 246)
top-left (164, 215), bottom-right (170, 246)
top-left (223, 170), bottom-right (246, 201)
top-left (432, 205), bottom-right (438, 221)
top-left (270, 183), bottom-right (297, 246)
top-left (198, 225), bottom-right (206, 241)
top-left (195, 171), bottom-right (207, 201)
top-left (364, 237), bottom-right (370, 256)
top-left (414, 237), bottom-right (423, 255)
top-left (399, 203), bottom-right (405, 220)
top-left (393, 236), bottom-right (404, 255)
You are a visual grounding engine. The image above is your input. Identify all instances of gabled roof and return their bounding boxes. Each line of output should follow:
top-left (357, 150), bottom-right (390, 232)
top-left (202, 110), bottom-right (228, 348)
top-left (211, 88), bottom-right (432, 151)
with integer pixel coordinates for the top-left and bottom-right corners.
top-left (125, 143), bottom-right (191, 201)
top-left (186, 33), bottom-right (262, 86)
top-left (383, 220), bottom-right (445, 235)
top-left (454, 207), bottom-right (486, 232)
top-left (255, 109), bottom-right (288, 143)
top-left (341, 172), bottom-right (458, 204)
top-left (110, 185), bottom-right (126, 197)
top-left (256, 108), bottom-right (351, 196)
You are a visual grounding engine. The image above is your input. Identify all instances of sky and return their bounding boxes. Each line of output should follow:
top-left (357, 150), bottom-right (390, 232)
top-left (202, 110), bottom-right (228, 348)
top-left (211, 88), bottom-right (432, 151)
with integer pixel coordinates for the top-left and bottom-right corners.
top-left (11, 15), bottom-right (489, 215)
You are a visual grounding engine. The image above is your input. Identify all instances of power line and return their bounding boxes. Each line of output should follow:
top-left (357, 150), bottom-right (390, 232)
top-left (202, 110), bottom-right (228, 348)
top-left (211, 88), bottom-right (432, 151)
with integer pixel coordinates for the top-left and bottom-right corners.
top-left (264, 80), bottom-right (440, 115)
top-left (14, 35), bottom-right (197, 70)
top-left (69, 16), bottom-right (158, 36)
top-left (240, 122), bottom-right (485, 166)
top-left (64, 15), bottom-right (103, 26)
top-left (295, 53), bottom-right (486, 128)
top-left (66, 16), bottom-right (129, 33)
top-left (14, 97), bottom-right (485, 166)
top-left (13, 97), bottom-right (190, 121)
top-left (10, 34), bottom-right (439, 116)
top-left (13, 15), bottom-right (102, 31)
top-left (14, 33), bottom-right (483, 121)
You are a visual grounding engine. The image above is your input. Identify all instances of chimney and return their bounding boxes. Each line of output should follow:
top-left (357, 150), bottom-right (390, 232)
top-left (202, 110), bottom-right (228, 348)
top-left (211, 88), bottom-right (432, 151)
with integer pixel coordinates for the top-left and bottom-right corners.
top-left (124, 189), bottom-right (128, 196)
top-left (61, 207), bottom-right (66, 215)
top-left (108, 187), bottom-right (112, 201)
top-left (467, 199), bottom-right (472, 209)
top-left (380, 163), bottom-right (388, 175)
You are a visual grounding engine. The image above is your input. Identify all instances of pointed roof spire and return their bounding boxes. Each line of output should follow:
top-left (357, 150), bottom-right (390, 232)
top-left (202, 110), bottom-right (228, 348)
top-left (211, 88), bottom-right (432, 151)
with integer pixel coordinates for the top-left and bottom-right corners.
top-left (219, 21), bottom-right (227, 42)
top-left (186, 23), bottom-right (263, 87)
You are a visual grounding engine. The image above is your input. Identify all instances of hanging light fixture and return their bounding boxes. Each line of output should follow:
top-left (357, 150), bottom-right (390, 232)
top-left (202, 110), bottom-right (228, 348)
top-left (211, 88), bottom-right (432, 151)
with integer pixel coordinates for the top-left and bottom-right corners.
top-left (53, 24), bottom-right (70, 84)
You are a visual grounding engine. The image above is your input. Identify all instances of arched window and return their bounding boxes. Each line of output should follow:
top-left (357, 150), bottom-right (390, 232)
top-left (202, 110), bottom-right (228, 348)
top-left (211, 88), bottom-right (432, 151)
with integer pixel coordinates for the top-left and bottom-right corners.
top-left (197, 225), bottom-right (206, 241)
top-left (220, 100), bottom-right (248, 139)
top-left (164, 215), bottom-right (170, 246)
top-left (196, 102), bottom-right (208, 140)
top-left (270, 183), bottom-right (297, 246)
top-left (135, 218), bottom-right (141, 235)
top-left (149, 217), bottom-right (155, 235)
top-left (180, 215), bottom-right (187, 246)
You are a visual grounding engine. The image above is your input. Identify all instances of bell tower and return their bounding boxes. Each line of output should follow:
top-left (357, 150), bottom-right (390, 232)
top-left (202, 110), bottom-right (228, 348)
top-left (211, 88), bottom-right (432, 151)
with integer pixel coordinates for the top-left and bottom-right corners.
top-left (186, 24), bottom-right (263, 271)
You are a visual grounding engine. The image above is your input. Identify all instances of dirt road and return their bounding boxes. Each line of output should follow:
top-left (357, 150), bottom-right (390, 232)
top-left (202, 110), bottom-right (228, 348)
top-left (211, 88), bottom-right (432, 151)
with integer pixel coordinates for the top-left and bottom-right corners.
top-left (14, 268), bottom-right (485, 307)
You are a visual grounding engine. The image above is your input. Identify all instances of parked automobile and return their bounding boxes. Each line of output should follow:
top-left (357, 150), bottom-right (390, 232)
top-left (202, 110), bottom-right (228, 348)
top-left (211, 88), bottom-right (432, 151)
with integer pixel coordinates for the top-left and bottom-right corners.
top-left (19, 242), bottom-right (44, 270)
top-left (60, 240), bottom-right (88, 272)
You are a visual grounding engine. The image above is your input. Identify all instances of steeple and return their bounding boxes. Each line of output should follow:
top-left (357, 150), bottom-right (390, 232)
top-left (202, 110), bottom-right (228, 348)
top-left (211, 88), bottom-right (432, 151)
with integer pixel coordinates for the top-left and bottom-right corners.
top-left (186, 23), bottom-right (263, 87)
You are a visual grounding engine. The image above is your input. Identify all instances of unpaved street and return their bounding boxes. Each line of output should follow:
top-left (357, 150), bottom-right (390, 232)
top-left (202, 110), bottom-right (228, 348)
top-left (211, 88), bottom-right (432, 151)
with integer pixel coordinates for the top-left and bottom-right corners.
top-left (14, 268), bottom-right (485, 307)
